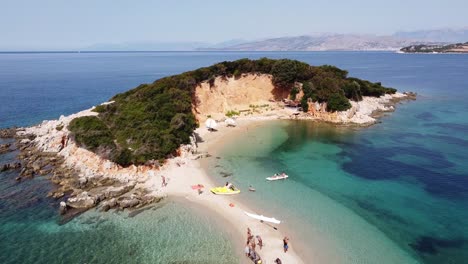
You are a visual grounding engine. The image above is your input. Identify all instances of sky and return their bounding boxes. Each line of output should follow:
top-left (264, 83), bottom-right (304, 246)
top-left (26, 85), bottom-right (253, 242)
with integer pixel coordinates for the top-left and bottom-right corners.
top-left (1, 0), bottom-right (467, 50)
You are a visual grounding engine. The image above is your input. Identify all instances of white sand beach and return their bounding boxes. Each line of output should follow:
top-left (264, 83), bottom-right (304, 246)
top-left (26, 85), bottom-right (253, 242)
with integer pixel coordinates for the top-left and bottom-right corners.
top-left (145, 119), bottom-right (305, 263)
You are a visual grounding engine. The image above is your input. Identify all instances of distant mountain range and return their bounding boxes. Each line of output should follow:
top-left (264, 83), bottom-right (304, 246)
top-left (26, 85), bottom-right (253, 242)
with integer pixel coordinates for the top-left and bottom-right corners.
top-left (199, 34), bottom-right (435, 51)
top-left (81, 28), bottom-right (468, 52)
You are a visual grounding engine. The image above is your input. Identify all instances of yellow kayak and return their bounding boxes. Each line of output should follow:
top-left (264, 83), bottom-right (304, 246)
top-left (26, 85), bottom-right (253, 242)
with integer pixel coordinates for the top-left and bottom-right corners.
top-left (210, 186), bottom-right (240, 195)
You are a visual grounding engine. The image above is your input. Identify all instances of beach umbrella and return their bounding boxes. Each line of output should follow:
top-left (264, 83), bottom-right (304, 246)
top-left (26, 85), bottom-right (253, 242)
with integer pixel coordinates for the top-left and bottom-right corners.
top-left (191, 184), bottom-right (204, 190)
top-left (224, 118), bottom-right (236, 127)
top-left (205, 118), bottom-right (218, 130)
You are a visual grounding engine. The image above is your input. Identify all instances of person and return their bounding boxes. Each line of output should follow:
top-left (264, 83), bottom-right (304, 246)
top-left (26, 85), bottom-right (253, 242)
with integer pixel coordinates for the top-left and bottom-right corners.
top-left (226, 182), bottom-right (234, 190)
top-left (247, 227), bottom-right (254, 244)
top-left (249, 249), bottom-right (257, 261)
top-left (244, 243), bottom-right (250, 257)
top-left (59, 134), bottom-right (67, 151)
top-left (283, 237), bottom-right (289, 253)
top-left (251, 238), bottom-right (256, 251)
top-left (275, 258), bottom-right (282, 264)
top-left (161, 175), bottom-right (166, 187)
top-left (256, 235), bottom-right (263, 250)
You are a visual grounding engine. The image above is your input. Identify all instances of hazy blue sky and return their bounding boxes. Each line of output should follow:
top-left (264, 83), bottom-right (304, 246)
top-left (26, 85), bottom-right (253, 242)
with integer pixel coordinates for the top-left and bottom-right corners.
top-left (1, 0), bottom-right (467, 49)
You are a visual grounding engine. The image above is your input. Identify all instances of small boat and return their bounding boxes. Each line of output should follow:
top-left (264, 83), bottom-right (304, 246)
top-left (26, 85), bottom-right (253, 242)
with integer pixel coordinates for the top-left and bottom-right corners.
top-left (248, 186), bottom-right (256, 192)
top-left (244, 211), bottom-right (281, 224)
top-left (210, 186), bottom-right (240, 195)
top-left (266, 173), bottom-right (289, 181)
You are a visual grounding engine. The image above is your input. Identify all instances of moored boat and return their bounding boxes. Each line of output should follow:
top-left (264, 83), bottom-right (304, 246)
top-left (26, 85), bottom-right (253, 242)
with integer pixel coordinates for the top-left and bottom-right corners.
top-left (266, 173), bottom-right (289, 181)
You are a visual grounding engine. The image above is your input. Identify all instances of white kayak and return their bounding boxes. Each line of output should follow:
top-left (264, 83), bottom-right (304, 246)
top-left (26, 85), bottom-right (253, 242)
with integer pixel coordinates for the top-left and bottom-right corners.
top-left (244, 211), bottom-right (281, 224)
top-left (266, 174), bottom-right (289, 181)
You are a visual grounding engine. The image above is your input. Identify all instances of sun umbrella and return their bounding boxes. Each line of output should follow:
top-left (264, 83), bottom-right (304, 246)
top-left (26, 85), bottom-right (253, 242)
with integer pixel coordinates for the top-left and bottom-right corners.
top-left (224, 118), bottom-right (236, 127)
top-left (191, 184), bottom-right (204, 190)
top-left (205, 118), bottom-right (218, 130)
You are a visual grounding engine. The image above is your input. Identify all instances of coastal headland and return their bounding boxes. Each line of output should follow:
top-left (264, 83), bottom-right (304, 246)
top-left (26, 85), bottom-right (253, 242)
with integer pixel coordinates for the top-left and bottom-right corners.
top-left (0, 58), bottom-right (415, 263)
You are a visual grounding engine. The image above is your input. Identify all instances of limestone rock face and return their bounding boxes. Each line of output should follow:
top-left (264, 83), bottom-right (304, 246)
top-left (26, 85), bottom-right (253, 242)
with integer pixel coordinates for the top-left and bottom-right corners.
top-left (104, 185), bottom-right (134, 199)
top-left (195, 74), bottom-right (276, 121)
top-left (118, 197), bottom-right (140, 209)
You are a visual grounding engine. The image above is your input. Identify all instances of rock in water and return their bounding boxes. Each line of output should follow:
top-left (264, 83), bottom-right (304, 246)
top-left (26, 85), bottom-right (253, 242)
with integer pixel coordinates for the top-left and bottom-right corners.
top-left (59, 201), bottom-right (67, 215)
top-left (0, 143), bottom-right (12, 154)
top-left (0, 127), bottom-right (17, 138)
top-left (66, 192), bottom-right (96, 209)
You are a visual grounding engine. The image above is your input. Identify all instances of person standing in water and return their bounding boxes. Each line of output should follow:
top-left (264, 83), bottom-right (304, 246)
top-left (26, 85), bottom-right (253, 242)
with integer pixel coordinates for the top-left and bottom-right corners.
top-left (283, 237), bottom-right (289, 253)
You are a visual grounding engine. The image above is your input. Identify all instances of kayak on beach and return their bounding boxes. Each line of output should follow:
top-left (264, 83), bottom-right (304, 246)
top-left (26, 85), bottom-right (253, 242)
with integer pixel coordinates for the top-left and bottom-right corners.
top-left (244, 211), bottom-right (281, 224)
top-left (210, 186), bottom-right (241, 195)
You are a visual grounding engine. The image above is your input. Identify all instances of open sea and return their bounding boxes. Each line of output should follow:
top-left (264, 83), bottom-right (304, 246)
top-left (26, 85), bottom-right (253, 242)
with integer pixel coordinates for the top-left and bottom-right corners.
top-left (1, 51), bottom-right (467, 263)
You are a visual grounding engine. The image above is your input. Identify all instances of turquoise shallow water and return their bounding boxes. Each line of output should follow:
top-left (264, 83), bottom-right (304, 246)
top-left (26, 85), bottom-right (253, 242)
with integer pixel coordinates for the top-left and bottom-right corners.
top-left (0, 169), bottom-right (238, 264)
top-left (1, 51), bottom-right (468, 263)
top-left (210, 103), bottom-right (468, 263)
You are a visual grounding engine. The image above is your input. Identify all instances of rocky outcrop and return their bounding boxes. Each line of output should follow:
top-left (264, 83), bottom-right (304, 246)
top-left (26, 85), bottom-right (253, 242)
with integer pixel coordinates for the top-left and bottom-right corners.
top-left (67, 191), bottom-right (96, 209)
top-left (1, 162), bottom-right (21, 172)
top-left (9, 106), bottom-right (165, 219)
top-left (299, 92), bottom-right (416, 125)
top-left (0, 127), bottom-right (17, 138)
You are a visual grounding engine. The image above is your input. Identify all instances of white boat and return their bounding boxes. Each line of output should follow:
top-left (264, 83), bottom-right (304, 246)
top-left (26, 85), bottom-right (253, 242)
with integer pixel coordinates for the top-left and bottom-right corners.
top-left (244, 211), bottom-right (281, 224)
top-left (266, 173), bottom-right (289, 181)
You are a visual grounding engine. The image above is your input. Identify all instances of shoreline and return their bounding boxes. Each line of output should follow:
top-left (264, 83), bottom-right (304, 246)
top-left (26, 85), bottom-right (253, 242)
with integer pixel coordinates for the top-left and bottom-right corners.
top-left (146, 119), bottom-right (306, 263)
top-left (0, 91), bottom-right (415, 263)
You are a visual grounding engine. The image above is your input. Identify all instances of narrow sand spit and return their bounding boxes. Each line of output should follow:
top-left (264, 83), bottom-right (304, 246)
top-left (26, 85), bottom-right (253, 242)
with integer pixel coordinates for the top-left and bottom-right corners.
top-left (145, 119), bottom-right (305, 264)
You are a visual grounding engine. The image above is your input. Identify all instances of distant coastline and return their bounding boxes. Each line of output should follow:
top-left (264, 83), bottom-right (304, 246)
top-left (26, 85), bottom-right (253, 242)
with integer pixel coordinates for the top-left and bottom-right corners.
top-left (400, 42), bottom-right (468, 53)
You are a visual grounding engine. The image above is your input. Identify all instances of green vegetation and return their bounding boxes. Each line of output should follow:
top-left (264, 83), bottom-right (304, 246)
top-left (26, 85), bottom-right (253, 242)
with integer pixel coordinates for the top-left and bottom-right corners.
top-left (69, 58), bottom-right (396, 166)
top-left (225, 110), bottom-right (240, 117)
top-left (68, 116), bottom-right (116, 153)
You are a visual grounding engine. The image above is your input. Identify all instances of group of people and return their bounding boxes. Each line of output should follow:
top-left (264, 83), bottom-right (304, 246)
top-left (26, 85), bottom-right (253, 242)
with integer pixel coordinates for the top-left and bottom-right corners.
top-left (244, 228), bottom-right (263, 264)
top-left (244, 227), bottom-right (290, 264)
top-left (273, 172), bottom-right (287, 177)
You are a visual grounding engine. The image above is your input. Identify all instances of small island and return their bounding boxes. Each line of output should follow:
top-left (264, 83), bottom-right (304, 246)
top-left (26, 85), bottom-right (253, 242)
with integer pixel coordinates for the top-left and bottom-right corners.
top-left (400, 42), bottom-right (468, 53)
top-left (0, 58), bottom-right (415, 263)
top-left (67, 58), bottom-right (406, 166)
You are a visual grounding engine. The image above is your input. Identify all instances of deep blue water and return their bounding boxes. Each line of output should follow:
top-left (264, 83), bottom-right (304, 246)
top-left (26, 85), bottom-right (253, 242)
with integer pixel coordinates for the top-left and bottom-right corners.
top-left (1, 51), bottom-right (468, 263)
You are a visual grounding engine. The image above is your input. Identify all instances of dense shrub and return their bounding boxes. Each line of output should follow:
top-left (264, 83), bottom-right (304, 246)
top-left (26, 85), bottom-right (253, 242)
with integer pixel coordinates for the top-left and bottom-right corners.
top-left (68, 116), bottom-right (115, 153)
top-left (327, 93), bottom-right (352, 111)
